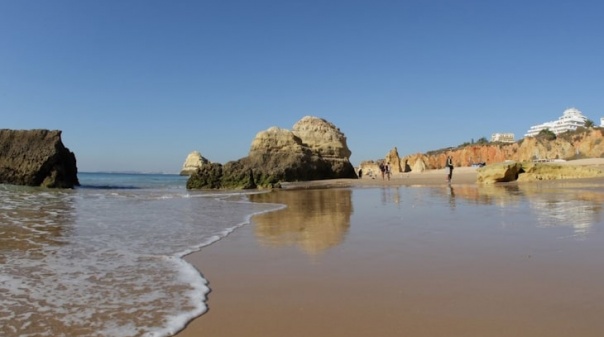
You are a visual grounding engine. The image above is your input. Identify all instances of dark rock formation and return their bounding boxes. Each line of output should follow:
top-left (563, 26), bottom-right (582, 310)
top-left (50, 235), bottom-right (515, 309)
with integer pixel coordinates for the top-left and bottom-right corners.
top-left (187, 116), bottom-right (357, 189)
top-left (0, 129), bottom-right (79, 188)
top-left (186, 163), bottom-right (225, 189)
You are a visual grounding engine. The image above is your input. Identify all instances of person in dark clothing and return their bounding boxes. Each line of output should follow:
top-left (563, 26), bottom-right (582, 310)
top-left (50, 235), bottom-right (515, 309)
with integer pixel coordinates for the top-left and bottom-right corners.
top-left (446, 155), bottom-right (454, 182)
top-left (385, 162), bottom-right (391, 180)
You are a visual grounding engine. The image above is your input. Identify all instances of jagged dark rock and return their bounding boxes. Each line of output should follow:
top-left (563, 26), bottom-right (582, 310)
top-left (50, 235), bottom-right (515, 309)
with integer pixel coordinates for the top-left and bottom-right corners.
top-left (0, 129), bottom-right (79, 188)
top-left (186, 163), bottom-right (223, 189)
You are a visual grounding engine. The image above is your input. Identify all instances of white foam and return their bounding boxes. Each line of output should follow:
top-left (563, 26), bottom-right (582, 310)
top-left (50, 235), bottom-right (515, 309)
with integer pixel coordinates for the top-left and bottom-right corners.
top-left (0, 181), bottom-right (283, 337)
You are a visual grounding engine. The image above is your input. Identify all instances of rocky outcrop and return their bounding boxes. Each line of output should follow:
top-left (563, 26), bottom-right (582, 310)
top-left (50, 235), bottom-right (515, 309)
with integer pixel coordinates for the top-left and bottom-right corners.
top-left (0, 129), bottom-right (79, 188)
top-left (400, 128), bottom-right (604, 170)
top-left (476, 162), bottom-right (524, 184)
top-left (187, 116), bottom-right (357, 189)
top-left (363, 151), bottom-right (421, 174)
top-left (385, 147), bottom-right (402, 173)
top-left (412, 158), bottom-right (427, 172)
top-left (179, 151), bottom-right (210, 176)
top-left (476, 161), bottom-right (604, 184)
top-left (358, 160), bottom-right (381, 178)
top-left (249, 126), bottom-right (307, 156)
top-left (517, 162), bottom-right (604, 182)
top-left (404, 153), bottom-right (425, 172)
top-left (291, 116), bottom-right (352, 159)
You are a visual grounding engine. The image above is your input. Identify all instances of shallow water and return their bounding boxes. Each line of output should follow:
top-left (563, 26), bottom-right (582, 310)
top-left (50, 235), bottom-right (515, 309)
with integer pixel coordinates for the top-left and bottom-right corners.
top-left (0, 173), bottom-right (281, 337)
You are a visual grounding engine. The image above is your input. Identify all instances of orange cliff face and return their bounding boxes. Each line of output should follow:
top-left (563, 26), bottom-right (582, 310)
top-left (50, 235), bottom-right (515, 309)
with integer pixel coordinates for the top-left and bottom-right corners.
top-left (389, 128), bottom-right (604, 172)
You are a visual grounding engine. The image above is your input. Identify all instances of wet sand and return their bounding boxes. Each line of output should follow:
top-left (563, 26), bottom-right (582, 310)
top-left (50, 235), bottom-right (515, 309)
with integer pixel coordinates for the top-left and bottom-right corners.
top-left (176, 162), bottom-right (604, 337)
top-left (279, 165), bottom-right (479, 190)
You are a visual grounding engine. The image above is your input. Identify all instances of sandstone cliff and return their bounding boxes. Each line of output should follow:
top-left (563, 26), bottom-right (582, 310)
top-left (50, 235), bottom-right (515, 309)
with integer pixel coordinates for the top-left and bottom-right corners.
top-left (394, 128), bottom-right (604, 172)
top-left (187, 116), bottom-right (357, 189)
top-left (179, 151), bottom-right (210, 176)
top-left (0, 129), bottom-right (79, 188)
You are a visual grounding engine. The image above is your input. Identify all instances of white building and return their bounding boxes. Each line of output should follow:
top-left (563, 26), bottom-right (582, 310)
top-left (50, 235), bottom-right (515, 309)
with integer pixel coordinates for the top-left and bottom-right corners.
top-left (525, 108), bottom-right (588, 137)
top-left (491, 133), bottom-right (515, 143)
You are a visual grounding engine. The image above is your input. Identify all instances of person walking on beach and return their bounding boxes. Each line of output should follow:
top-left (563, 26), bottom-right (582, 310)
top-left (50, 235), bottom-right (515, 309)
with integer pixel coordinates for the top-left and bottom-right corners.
top-left (446, 155), bottom-right (454, 183)
top-left (379, 162), bottom-right (385, 180)
top-left (385, 162), bottom-right (391, 180)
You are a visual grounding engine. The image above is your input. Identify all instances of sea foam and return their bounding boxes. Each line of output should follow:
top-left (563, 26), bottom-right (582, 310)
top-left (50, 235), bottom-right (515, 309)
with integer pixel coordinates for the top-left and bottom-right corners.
top-left (0, 174), bottom-right (282, 337)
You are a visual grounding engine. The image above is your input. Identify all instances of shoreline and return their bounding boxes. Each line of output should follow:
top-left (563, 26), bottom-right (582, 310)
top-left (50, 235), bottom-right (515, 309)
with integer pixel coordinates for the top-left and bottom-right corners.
top-left (280, 158), bottom-right (604, 190)
top-left (280, 166), bottom-right (479, 190)
top-left (175, 158), bottom-right (604, 337)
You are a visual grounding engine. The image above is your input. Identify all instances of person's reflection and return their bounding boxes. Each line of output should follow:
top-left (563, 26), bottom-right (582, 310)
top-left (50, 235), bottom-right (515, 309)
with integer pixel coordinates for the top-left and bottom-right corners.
top-left (249, 189), bottom-right (353, 255)
top-left (381, 187), bottom-right (389, 205)
top-left (380, 187), bottom-right (401, 206)
top-left (447, 185), bottom-right (456, 209)
top-left (393, 187), bottom-right (401, 205)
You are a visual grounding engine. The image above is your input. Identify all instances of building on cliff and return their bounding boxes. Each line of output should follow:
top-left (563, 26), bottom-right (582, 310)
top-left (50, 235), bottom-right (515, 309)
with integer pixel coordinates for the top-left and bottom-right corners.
top-left (524, 107), bottom-right (588, 137)
top-left (490, 133), bottom-right (515, 143)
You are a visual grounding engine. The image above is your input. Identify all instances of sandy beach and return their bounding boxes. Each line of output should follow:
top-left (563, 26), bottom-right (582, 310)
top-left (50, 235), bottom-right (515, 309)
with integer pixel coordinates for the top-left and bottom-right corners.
top-left (176, 161), bottom-right (604, 337)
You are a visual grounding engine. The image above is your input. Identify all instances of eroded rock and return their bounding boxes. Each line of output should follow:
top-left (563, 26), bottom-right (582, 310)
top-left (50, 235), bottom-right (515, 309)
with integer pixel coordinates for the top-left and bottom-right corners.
top-left (0, 129), bottom-right (79, 188)
top-left (517, 163), bottom-right (604, 182)
top-left (187, 116), bottom-right (357, 189)
top-left (180, 151), bottom-right (210, 176)
top-left (476, 161), bottom-right (523, 184)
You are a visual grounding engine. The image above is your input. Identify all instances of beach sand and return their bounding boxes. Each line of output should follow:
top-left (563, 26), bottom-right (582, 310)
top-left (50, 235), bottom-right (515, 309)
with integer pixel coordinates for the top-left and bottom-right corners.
top-left (176, 161), bottom-right (604, 337)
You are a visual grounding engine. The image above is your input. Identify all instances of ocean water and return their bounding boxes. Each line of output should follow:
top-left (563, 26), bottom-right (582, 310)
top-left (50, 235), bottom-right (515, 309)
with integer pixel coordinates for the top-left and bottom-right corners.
top-left (0, 173), bottom-right (282, 337)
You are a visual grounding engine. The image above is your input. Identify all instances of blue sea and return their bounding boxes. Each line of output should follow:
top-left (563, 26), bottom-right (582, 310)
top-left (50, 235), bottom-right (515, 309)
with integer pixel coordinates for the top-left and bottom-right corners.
top-left (0, 173), bottom-right (282, 337)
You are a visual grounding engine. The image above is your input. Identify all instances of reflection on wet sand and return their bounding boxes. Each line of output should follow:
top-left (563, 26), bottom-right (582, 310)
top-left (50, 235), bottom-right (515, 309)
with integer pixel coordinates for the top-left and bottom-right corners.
top-left (0, 187), bottom-right (75, 262)
top-left (519, 182), bottom-right (604, 236)
top-left (249, 189), bottom-right (353, 255)
top-left (426, 181), bottom-right (604, 237)
top-left (447, 185), bottom-right (455, 209)
top-left (380, 187), bottom-right (402, 206)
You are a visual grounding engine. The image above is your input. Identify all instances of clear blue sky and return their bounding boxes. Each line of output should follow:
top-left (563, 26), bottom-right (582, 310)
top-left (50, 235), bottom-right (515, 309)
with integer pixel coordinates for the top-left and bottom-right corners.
top-left (2, 0), bottom-right (603, 173)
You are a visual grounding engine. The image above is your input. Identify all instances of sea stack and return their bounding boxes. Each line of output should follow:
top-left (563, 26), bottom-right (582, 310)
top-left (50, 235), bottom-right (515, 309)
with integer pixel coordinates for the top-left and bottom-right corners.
top-left (187, 116), bottom-right (358, 189)
top-left (180, 151), bottom-right (210, 176)
top-left (0, 129), bottom-right (79, 188)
